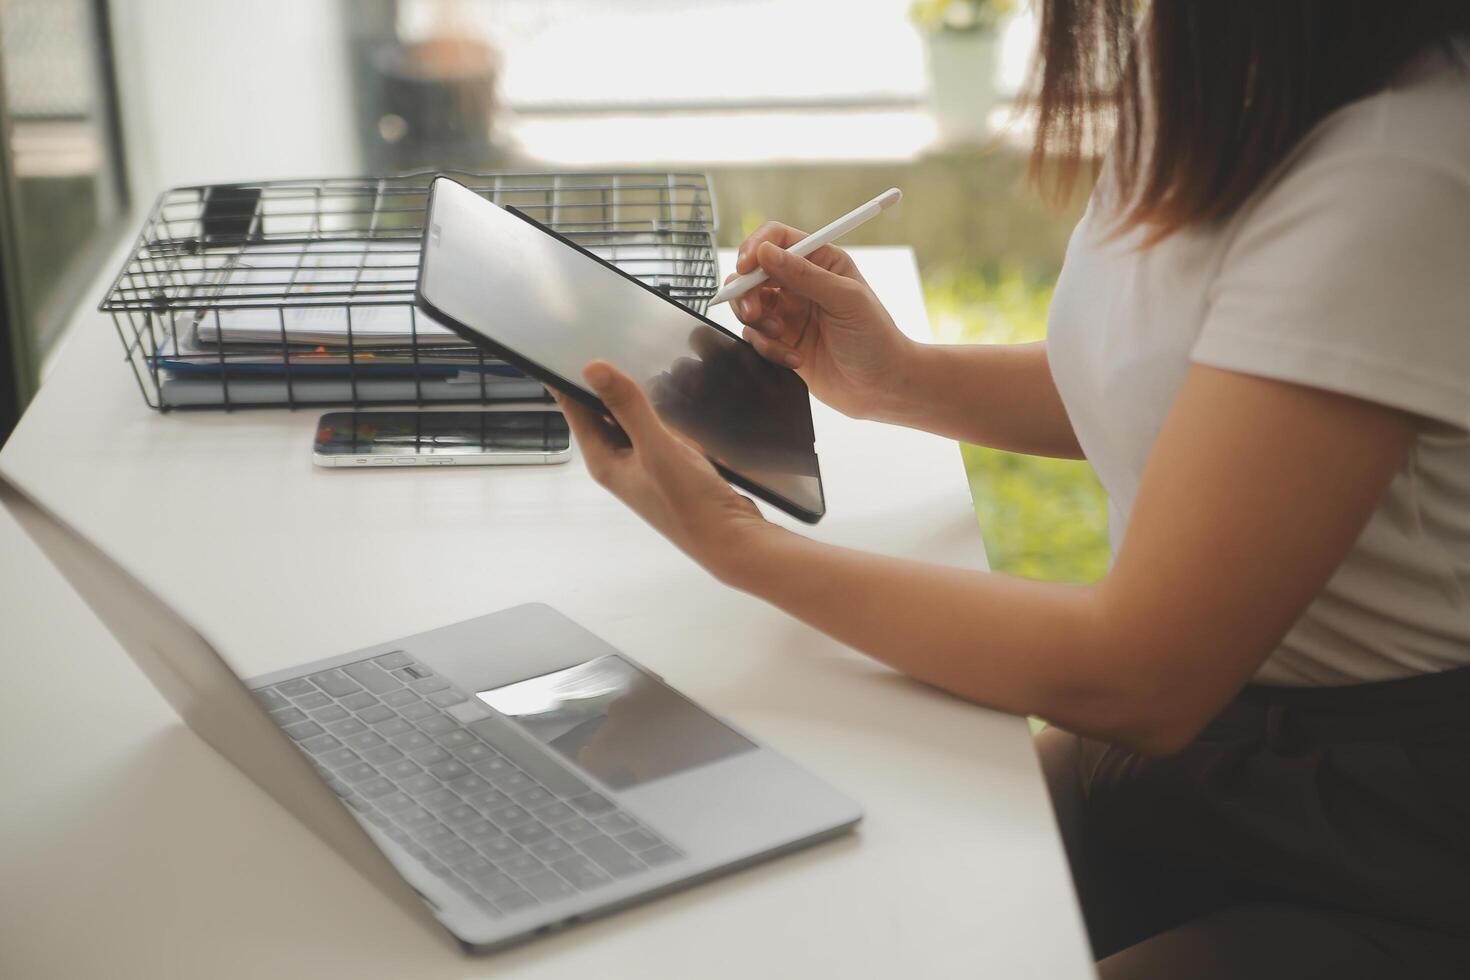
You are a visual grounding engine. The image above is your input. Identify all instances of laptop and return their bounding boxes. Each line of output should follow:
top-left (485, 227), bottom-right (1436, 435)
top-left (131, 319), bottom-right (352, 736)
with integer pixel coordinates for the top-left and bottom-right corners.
top-left (2, 476), bottom-right (862, 953)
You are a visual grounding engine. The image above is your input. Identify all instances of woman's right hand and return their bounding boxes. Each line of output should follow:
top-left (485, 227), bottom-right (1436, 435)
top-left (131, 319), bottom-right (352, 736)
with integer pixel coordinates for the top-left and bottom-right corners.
top-left (729, 222), bottom-right (920, 421)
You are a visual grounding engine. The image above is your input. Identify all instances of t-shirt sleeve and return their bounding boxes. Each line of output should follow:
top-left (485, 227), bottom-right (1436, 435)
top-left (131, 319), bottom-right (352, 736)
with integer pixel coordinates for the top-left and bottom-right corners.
top-left (1191, 152), bottom-right (1470, 431)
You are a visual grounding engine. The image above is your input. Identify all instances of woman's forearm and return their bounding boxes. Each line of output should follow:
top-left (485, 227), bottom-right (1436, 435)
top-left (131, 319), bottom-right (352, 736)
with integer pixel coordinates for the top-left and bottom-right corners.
top-left (572, 347), bottom-right (1416, 762)
top-left (876, 341), bottom-right (1084, 459)
top-left (709, 367), bottom-right (1419, 758)
top-left (719, 524), bottom-right (1167, 752)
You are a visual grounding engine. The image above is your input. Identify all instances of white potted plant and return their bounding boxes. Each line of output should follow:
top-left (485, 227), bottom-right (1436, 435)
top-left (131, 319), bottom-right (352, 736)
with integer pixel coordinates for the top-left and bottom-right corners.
top-left (913, 0), bottom-right (1013, 146)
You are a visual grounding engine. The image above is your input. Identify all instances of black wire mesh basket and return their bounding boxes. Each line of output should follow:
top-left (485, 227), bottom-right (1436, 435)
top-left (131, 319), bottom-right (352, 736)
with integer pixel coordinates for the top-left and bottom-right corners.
top-left (99, 170), bottom-right (720, 410)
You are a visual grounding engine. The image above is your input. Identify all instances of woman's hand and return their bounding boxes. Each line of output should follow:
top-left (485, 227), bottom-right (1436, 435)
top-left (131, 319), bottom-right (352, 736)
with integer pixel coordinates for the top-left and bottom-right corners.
top-left (730, 222), bottom-right (921, 422)
top-left (554, 361), bottom-right (775, 582)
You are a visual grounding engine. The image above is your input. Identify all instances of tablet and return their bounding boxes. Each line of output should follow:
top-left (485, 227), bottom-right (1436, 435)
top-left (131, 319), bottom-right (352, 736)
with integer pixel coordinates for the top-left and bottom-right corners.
top-left (416, 176), bottom-right (825, 523)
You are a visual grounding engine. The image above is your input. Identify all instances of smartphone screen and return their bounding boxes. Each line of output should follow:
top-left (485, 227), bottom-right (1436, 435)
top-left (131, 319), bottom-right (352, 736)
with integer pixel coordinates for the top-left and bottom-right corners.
top-left (314, 411), bottom-right (569, 460)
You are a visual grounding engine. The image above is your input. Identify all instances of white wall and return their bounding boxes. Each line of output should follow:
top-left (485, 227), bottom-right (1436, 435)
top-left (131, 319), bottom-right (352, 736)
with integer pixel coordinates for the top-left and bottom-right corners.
top-left (109, 0), bottom-right (360, 206)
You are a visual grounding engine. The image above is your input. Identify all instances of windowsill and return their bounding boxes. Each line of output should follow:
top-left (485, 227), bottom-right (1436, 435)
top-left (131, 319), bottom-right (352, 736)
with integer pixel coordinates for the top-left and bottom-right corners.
top-left (503, 103), bottom-right (1032, 168)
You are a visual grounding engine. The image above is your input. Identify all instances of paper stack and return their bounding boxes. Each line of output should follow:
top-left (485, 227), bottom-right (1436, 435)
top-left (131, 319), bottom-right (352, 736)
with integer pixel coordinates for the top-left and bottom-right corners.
top-left (150, 241), bottom-right (545, 406)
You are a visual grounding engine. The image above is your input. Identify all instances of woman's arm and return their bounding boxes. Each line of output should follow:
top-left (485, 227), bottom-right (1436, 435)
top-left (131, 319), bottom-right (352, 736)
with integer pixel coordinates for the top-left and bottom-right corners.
top-left (878, 340), bottom-right (1083, 458)
top-left (558, 362), bottom-right (1416, 755)
top-left (728, 227), bottom-right (1083, 458)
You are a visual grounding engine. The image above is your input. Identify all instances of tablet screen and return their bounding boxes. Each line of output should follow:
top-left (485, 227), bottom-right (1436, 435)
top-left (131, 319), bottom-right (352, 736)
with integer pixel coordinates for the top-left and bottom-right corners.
top-left (417, 177), bottom-right (824, 521)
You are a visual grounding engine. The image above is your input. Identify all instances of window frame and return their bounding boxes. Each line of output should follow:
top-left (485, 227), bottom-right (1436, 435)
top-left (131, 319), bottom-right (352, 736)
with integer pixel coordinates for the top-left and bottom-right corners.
top-left (0, 0), bottom-right (131, 439)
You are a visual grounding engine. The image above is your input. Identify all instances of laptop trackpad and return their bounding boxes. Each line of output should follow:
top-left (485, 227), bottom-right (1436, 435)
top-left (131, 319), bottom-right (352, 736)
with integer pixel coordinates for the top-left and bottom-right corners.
top-left (477, 655), bottom-right (754, 791)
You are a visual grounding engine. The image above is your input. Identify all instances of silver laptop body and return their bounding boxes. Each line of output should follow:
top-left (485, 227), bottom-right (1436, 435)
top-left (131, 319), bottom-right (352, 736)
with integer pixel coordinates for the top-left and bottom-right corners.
top-left (3, 477), bottom-right (862, 953)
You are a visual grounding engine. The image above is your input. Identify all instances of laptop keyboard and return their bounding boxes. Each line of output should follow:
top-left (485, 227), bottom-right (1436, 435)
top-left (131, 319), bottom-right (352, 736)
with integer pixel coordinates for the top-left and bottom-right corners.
top-left (252, 652), bottom-right (682, 917)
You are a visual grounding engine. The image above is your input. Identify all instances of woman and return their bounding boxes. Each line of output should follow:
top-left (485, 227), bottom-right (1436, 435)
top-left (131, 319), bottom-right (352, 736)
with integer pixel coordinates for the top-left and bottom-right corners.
top-left (553, 3), bottom-right (1470, 976)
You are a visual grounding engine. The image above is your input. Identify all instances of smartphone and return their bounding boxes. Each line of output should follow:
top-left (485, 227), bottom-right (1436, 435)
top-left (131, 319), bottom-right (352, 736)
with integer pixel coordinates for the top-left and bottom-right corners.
top-left (312, 410), bottom-right (571, 467)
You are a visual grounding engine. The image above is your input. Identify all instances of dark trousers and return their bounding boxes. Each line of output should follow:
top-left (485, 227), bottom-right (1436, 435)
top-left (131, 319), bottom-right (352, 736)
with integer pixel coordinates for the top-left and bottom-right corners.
top-left (1039, 665), bottom-right (1470, 979)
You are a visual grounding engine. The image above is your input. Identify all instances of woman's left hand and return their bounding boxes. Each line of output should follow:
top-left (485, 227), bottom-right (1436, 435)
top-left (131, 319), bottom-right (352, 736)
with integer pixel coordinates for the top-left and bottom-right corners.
top-left (554, 361), bottom-right (773, 582)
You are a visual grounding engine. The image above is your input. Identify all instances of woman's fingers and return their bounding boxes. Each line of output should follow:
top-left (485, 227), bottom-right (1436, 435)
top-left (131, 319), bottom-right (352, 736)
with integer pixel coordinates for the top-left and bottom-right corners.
top-left (768, 285), bottom-right (816, 334)
top-left (735, 222), bottom-right (807, 275)
top-left (553, 389), bottom-right (628, 487)
top-left (735, 287), bottom-right (808, 348)
top-left (553, 390), bottom-right (610, 448)
top-left (552, 391), bottom-right (621, 447)
top-left (734, 286), bottom-right (778, 328)
top-left (735, 221), bottom-right (860, 278)
top-left (754, 241), bottom-right (863, 315)
top-left (581, 362), bottom-right (681, 476)
top-left (743, 326), bottom-right (802, 369)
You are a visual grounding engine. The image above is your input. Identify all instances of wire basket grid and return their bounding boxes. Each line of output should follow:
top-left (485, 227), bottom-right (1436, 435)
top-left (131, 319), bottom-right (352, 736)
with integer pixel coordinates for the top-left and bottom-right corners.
top-left (99, 170), bottom-right (721, 411)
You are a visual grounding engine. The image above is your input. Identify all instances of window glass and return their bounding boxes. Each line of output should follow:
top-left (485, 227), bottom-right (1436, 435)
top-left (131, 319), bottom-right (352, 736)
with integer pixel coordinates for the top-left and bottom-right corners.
top-left (0, 0), bottom-right (126, 366)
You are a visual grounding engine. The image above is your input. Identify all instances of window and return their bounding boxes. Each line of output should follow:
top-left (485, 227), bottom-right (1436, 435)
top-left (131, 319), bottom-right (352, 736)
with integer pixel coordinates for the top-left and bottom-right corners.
top-left (0, 0), bottom-right (127, 437)
top-left (397, 0), bottom-right (928, 112)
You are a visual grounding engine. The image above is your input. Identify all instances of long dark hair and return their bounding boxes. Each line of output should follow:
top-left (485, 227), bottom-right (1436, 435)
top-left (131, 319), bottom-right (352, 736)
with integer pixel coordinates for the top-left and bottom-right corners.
top-left (1029, 1), bottom-right (1470, 241)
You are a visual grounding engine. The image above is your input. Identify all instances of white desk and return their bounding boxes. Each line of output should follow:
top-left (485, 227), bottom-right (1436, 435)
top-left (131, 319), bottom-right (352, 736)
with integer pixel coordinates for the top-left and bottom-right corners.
top-left (0, 247), bottom-right (1093, 979)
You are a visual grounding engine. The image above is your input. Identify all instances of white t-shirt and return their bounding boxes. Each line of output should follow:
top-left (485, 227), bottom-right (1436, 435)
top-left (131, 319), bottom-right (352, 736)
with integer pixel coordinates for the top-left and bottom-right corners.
top-left (1046, 39), bottom-right (1470, 686)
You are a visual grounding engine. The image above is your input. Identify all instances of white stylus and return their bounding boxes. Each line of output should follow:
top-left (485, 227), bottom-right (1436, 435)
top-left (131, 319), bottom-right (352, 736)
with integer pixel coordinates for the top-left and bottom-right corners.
top-left (708, 187), bottom-right (903, 307)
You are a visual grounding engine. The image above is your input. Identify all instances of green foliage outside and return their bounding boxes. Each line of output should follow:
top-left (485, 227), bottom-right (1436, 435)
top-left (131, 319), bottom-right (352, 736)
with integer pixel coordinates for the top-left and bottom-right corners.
top-left (924, 267), bottom-right (1112, 585)
top-left (909, 0), bottom-right (1015, 33)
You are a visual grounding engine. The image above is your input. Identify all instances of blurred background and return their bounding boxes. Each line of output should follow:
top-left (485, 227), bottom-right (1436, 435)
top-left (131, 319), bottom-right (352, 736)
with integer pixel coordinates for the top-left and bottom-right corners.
top-left (0, 0), bottom-right (1105, 582)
